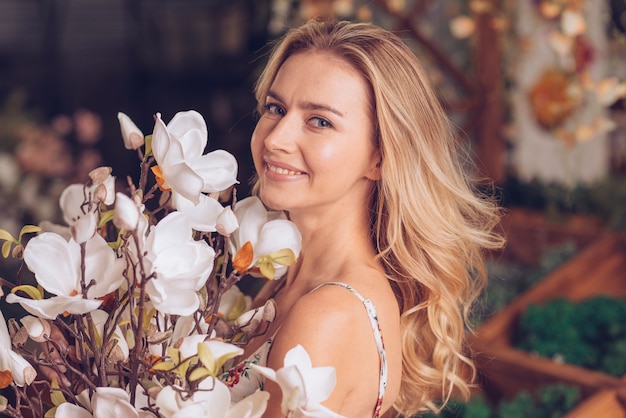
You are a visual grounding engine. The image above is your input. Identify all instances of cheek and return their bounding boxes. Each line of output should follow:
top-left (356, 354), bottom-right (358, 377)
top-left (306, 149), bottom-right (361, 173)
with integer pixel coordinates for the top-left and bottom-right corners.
top-left (250, 127), bottom-right (264, 169)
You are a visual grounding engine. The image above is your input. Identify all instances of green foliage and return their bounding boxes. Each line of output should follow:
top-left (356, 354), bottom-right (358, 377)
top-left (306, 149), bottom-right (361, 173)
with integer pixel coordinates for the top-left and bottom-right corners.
top-left (415, 384), bottom-right (580, 418)
top-left (516, 296), bottom-right (626, 376)
top-left (472, 242), bottom-right (577, 325)
top-left (501, 176), bottom-right (626, 233)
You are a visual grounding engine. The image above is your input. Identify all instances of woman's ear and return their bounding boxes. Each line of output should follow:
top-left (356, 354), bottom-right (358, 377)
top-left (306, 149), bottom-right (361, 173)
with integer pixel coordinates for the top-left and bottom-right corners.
top-left (366, 152), bottom-right (382, 181)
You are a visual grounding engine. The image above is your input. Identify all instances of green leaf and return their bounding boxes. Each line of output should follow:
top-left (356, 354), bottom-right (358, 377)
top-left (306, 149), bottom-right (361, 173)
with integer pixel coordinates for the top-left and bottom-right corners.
top-left (144, 134), bottom-right (153, 157)
top-left (18, 225), bottom-right (41, 242)
top-left (1, 241), bottom-right (11, 259)
top-left (50, 378), bottom-right (67, 406)
top-left (188, 367), bottom-right (211, 382)
top-left (197, 342), bottom-right (215, 375)
top-left (268, 248), bottom-right (297, 266)
top-left (11, 285), bottom-right (43, 300)
top-left (44, 406), bottom-right (57, 418)
top-left (151, 361), bottom-right (175, 372)
top-left (226, 292), bottom-right (248, 322)
top-left (0, 229), bottom-right (16, 243)
top-left (259, 262), bottom-right (275, 281)
top-left (99, 210), bottom-right (115, 228)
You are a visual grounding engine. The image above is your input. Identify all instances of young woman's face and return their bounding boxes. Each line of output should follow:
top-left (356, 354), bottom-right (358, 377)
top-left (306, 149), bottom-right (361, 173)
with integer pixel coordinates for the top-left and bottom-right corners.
top-left (251, 51), bottom-right (380, 215)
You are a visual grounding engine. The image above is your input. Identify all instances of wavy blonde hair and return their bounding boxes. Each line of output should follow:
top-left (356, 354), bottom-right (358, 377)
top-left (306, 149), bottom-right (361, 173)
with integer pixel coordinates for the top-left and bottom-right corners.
top-left (253, 20), bottom-right (505, 416)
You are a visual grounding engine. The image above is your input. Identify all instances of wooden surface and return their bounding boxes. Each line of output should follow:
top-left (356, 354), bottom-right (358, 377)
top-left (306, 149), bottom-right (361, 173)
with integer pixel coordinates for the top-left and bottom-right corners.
top-left (472, 231), bottom-right (626, 404)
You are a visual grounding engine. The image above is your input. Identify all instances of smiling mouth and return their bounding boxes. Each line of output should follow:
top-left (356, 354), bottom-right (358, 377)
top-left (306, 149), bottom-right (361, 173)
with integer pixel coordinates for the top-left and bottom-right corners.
top-left (266, 162), bottom-right (304, 176)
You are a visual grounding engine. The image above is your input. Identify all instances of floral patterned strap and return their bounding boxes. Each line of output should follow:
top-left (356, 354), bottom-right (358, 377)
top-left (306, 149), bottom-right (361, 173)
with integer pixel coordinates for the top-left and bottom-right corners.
top-left (310, 282), bottom-right (388, 418)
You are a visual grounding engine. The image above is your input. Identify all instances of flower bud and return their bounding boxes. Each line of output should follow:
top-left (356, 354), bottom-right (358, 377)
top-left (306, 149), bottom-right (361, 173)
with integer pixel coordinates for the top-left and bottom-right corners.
top-left (89, 166), bottom-right (112, 185)
top-left (216, 207), bottom-right (239, 237)
top-left (118, 112), bottom-right (145, 150)
top-left (20, 316), bottom-right (51, 343)
top-left (70, 212), bottom-right (97, 244)
top-left (113, 193), bottom-right (140, 231)
top-left (92, 183), bottom-right (108, 204)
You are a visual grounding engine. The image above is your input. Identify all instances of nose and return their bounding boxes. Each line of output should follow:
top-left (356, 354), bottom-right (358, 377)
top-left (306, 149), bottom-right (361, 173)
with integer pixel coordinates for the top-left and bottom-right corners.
top-left (262, 113), bottom-right (299, 153)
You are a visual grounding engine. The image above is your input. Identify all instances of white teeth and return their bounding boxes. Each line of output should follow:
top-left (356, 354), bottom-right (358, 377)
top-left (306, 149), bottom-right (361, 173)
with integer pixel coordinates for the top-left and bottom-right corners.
top-left (267, 163), bottom-right (302, 176)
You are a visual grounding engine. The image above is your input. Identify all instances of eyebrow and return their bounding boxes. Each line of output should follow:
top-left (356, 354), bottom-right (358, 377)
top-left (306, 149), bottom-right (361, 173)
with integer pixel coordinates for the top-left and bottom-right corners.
top-left (267, 91), bottom-right (345, 117)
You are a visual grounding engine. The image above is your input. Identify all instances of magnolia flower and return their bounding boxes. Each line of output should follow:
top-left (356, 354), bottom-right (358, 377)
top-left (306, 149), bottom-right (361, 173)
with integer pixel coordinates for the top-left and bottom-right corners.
top-left (231, 197), bottom-right (301, 280)
top-left (253, 345), bottom-right (344, 418)
top-left (0, 311), bottom-right (36, 387)
top-left (113, 192), bottom-right (142, 231)
top-left (216, 206), bottom-right (239, 236)
top-left (6, 232), bottom-right (125, 319)
top-left (55, 387), bottom-right (140, 418)
top-left (155, 378), bottom-right (268, 418)
top-left (151, 111), bottom-right (238, 205)
top-left (170, 192), bottom-right (229, 233)
top-left (118, 112), bottom-right (145, 150)
top-left (90, 310), bottom-right (129, 362)
top-left (142, 212), bottom-right (216, 316)
top-left (219, 285), bottom-right (251, 322)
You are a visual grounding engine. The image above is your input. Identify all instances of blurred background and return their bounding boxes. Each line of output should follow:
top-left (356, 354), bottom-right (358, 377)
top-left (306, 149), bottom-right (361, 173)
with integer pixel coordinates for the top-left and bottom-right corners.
top-left (1, 0), bottom-right (626, 233)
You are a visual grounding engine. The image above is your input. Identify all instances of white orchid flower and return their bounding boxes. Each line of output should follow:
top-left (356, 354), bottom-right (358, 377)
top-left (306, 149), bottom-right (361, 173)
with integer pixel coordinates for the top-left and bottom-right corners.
top-left (0, 311), bottom-right (36, 387)
top-left (6, 232), bottom-right (125, 319)
top-left (142, 212), bottom-right (216, 316)
top-left (252, 345), bottom-right (344, 418)
top-left (55, 387), bottom-right (139, 418)
top-left (230, 197), bottom-right (301, 280)
top-left (155, 378), bottom-right (268, 418)
top-left (151, 111), bottom-right (238, 205)
top-left (118, 112), bottom-right (145, 150)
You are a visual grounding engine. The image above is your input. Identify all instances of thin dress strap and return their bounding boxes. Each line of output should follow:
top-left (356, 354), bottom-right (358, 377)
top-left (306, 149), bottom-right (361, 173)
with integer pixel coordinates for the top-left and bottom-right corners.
top-left (310, 281), bottom-right (387, 418)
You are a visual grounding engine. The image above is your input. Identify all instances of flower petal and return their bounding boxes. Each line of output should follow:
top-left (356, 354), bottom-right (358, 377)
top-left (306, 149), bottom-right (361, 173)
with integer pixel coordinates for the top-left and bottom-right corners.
top-left (84, 234), bottom-right (125, 299)
top-left (92, 387), bottom-right (138, 418)
top-left (23, 233), bottom-right (79, 296)
top-left (6, 294), bottom-right (102, 319)
top-left (55, 402), bottom-right (93, 418)
top-left (118, 112), bottom-right (145, 150)
top-left (171, 193), bottom-right (225, 232)
top-left (146, 280), bottom-right (200, 316)
top-left (226, 390), bottom-right (270, 418)
top-left (195, 150), bottom-right (239, 193)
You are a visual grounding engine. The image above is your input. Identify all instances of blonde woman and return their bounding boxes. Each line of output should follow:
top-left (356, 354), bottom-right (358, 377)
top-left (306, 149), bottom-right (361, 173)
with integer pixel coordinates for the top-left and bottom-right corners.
top-left (225, 19), bottom-right (504, 417)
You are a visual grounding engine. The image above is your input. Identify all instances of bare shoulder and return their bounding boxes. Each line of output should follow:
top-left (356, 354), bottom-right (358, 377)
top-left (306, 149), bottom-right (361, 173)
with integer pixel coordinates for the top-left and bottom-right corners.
top-left (266, 274), bottom-right (402, 415)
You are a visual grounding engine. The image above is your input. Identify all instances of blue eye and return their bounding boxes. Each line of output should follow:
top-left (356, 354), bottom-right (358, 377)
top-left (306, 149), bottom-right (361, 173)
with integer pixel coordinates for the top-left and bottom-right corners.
top-left (310, 117), bottom-right (333, 129)
top-left (264, 103), bottom-right (284, 116)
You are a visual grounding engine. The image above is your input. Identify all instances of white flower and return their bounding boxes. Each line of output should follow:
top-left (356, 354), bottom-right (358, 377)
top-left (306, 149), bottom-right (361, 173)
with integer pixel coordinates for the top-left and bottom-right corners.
top-left (216, 206), bottom-right (239, 236)
top-left (70, 211), bottom-right (97, 244)
top-left (155, 378), bottom-right (268, 418)
top-left (6, 232), bottom-right (125, 319)
top-left (90, 310), bottom-right (129, 362)
top-left (118, 112), bottom-right (145, 150)
top-left (252, 345), bottom-right (344, 418)
top-left (170, 192), bottom-right (227, 233)
top-left (231, 197), bottom-right (301, 280)
top-left (0, 311), bottom-right (36, 387)
top-left (143, 212), bottom-right (216, 316)
top-left (219, 285), bottom-right (250, 322)
top-left (113, 192), bottom-right (142, 231)
top-left (55, 387), bottom-right (140, 418)
top-left (151, 111), bottom-right (238, 205)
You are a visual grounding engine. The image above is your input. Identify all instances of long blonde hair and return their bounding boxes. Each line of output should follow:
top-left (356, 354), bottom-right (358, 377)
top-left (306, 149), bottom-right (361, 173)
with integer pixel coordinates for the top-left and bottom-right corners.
top-left (253, 20), bottom-right (505, 416)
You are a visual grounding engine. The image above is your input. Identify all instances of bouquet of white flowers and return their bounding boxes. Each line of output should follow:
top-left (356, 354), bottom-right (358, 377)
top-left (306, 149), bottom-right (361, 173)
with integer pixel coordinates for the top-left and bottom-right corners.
top-left (0, 110), bottom-right (342, 418)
